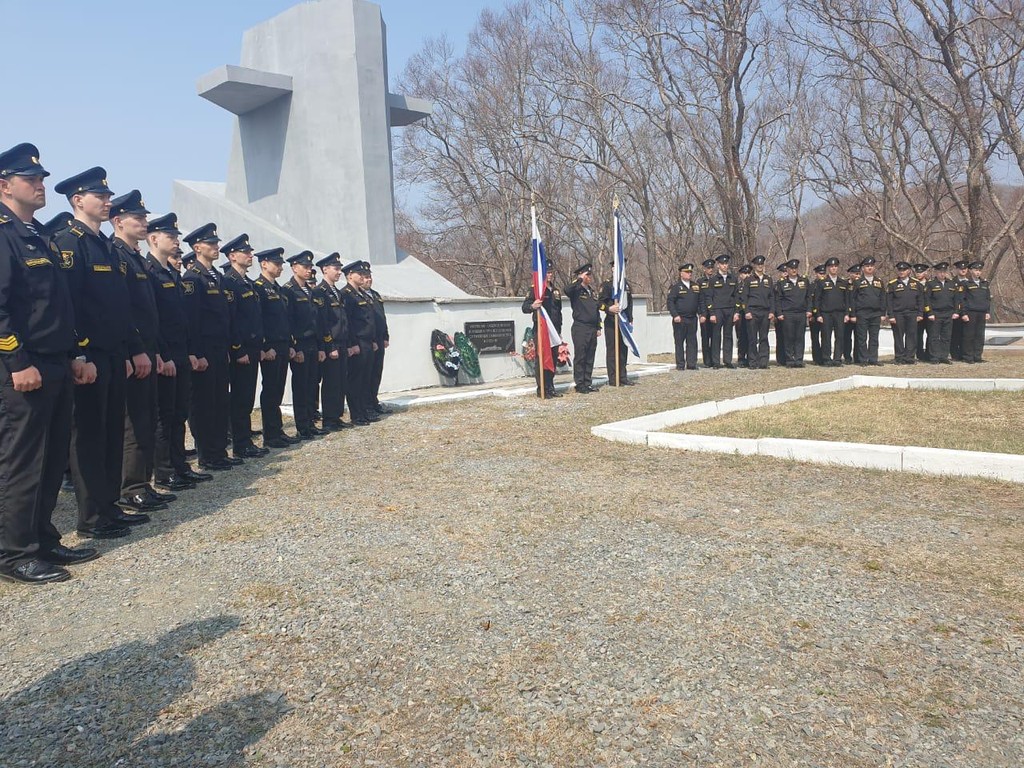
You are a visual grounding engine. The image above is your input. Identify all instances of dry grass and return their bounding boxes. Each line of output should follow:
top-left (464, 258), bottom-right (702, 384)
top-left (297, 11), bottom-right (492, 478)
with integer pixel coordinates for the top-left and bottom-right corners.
top-left (670, 388), bottom-right (1024, 454)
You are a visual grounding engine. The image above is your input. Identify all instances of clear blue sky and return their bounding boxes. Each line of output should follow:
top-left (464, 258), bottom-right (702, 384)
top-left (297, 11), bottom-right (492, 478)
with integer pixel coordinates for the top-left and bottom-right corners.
top-left (3, 0), bottom-right (496, 222)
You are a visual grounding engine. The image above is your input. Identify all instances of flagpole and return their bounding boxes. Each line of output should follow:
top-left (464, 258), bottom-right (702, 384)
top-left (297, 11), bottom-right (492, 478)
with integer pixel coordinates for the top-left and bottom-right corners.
top-left (613, 196), bottom-right (621, 387)
top-left (532, 197), bottom-right (546, 400)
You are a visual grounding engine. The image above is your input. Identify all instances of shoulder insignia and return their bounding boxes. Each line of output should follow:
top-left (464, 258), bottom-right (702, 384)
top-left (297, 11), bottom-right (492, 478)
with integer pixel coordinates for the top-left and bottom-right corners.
top-left (59, 250), bottom-right (74, 269)
top-left (888, 278), bottom-right (897, 284)
top-left (182, 281), bottom-right (195, 295)
top-left (313, 297), bottom-right (324, 306)
top-left (0, 214), bottom-right (10, 225)
top-left (69, 226), bottom-right (85, 238)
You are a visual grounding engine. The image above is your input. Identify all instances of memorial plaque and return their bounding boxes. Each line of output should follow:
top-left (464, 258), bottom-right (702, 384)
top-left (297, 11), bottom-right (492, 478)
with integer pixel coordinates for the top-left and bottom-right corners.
top-left (464, 320), bottom-right (516, 355)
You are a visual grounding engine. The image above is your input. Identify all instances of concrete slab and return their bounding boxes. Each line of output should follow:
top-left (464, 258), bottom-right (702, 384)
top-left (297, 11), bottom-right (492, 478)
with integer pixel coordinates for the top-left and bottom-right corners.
top-left (715, 393), bottom-right (766, 416)
top-left (757, 438), bottom-right (904, 472)
top-left (590, 426), bottom-right (649, 445)
top-left (649, 432), bottom-right (759, 456)
top-left (761, 386), bottom-right (810, 405)
top-left (993, 379), bottom-right (1024, 391)
top-left (857, 376), bottom-right (911, 389)
top-left (907, 378), bottom-right (995, 391)
top-left (902, 446), bottom-right (1024, 483)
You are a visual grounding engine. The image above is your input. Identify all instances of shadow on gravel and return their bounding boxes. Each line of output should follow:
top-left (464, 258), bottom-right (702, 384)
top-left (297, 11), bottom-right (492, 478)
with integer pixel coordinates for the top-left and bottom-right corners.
top-left (0, 616), bottom-right (285, 767)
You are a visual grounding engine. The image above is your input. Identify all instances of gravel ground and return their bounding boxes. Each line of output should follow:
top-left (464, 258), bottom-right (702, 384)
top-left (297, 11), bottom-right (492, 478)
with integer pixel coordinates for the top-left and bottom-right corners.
top-left (1, 354), bottom-right (1023, 767)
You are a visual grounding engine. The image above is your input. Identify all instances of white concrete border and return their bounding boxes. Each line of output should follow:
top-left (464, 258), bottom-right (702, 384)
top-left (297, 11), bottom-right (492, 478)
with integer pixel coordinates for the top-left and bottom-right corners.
top-left (592, 377), bottom-right (1024, 483)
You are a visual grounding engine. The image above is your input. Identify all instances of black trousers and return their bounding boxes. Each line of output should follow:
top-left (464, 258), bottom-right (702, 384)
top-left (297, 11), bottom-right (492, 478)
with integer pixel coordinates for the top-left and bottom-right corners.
top-left (229, 344), bottom-right (261, 451)
top-left (71, 350), bottom-right (126, 529)
top-left (926, 317), bottom-right (952, 361)
top-left (534, 347), bottom-right (557, 396)
top-left (346, 345), bottom-right (374, 421)
top-left (782, 314), bottom-right (807, 363)
top-left (709, 310), bottom-right (734, 366)
top-left (916, 320), bottom-right (929, 361)
top-left (320, 352), bottom-right (346, 423)
top-left (369, 340), bottom-right (386, 408)
top-left (820, 311), bottom-right (845, 364)
top-left (154, 358), bottom-right (191, 480)
top-left (122, 350), bottom-right (157, 495)
top-left (290, 339), bottom-right (319, 433)
top-left (745, 313), bottom-right (770, 368)
top-left (671, 318), bottom-right (699, 369)
top-left (892, 312), bottom-right (917, 362)
top-left (604, 321), bottom-right (628, 384)
top-left (0, 358), bottom-right (71, 566)
top-left (259, 342), bottom-right (289, 439)
top-left (572, 323), bottom-right (599, 387)
top-left (843, 322), bottom-right (856, 362)
top-left (190, 343), bottom-right (230, 462)
top-left (809, 317), bottom-right (822, 364)
top-left (950, 318), bottom-right (964, 360)
top-left (775, 319), bottom-right (787, 365)
top-left (700, 314), bottom-right (713, 365)
top-left (961, 316), bottom-right (987, 362)
top-left (855, 315), bottom-right (881, 363)
top-left (736, 315), bottom-right (749, 364)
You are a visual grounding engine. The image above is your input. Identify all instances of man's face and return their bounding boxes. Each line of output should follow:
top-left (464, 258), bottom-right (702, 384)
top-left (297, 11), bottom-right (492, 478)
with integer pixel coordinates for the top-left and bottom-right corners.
top-left (915, 270), bottom-right (928, 282)
top-left (703, 266), bottom-right (714, 277)
top-left (75, 191), bottom-right (111, 220)
top-left (194, 241), bottom-right (219, 262)
top-left (958, 267), bottom-right (969, 278)
top-left (115, 212), bottom-right (148, 242)
top-left (828, 265), bottom-right (839, 277)
top-left (862, 264), bottom-right (875, 276)
top-left (753, 263), bottom-right (764, 274)
top-left (292, 263), bottom-right (312, 281)
top-left (323, 265), bottom-right (342, 283)
top-left (149, 231), bottom-right (179, 258)
top-left (717, 261), bottom-right (729, 273)
top-left (167, 254), bottom-right (181, 272)
top-left (0, 174), bottom-right (46, 211)
top-left (679, 269), bottom-right (691, 282)
top-left (365, 273), bottom-right (374, 288)
top-left (971, 268), bottom-right (983, 280)
top-left (936, 268), bottom-right (949, 280)
top-left (787, 267), bottom-right (799, 279)
top-left (262, 261), bottom-right (283, 280)
top-left (581, 271), bottom-right (593, 286)
top-left (229, 250), bottom-right (254, 270)
top-left (898, 267), bottom-right (911, 279)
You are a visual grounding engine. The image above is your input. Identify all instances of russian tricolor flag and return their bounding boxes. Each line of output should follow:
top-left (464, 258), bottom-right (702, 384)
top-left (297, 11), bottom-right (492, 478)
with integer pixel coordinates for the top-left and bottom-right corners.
top-left (531, 206), bottom-right (562, 372)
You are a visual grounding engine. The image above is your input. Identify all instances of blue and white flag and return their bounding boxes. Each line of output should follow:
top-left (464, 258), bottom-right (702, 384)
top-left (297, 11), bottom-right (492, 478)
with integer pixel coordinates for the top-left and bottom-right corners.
top-left (612, 207), bottom-right (640, 358)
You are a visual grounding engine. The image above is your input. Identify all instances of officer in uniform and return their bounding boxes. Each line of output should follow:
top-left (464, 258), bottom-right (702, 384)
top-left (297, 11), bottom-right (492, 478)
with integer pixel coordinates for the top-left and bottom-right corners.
top-left (341, 260), bottom-right (379, 422)
top-left (283, 251), bottom-right (325, 438)
top-left (706, 254), bottom-right (739, 369)
top-left (885, 261), bottom-right (925, 364)
top-left (735, 264), bottom-right (753, 366)
top-left (738, 255), bottom-right (774, 369)
top-left (666, 263), bottom-right (701, 371)
top-left (808, 264), bottom-right (825, 364)
top-left (775, 259), bottom-right (812, 367)
top-left (253, 248), bottom-right (298, 447)
top-left (523, 259), bottom-right (565, 395)
top-left (848, 256), bottom-right (885, 365)
top-left (181, 223), bottom-right (237, 470)
top-left (313, 253), bottom-right (350, 429)
top-left (565, 262), bottom-right (602, 390)
top-left (913, 263), bottom-right (931, 360)
top-left (923, 262), bottom-right (957, 364)
top-left (109, 190), bottom-right (169, 513)
top-left (958, 261), bottom-right (991, 364)
top-left (949, 259), bottom-right (970, 360)
top-left (54, 167), bottom-right (150, 537)
top-left (812, 257), bottom-right (846, 366)
top-left (145, 213), bottom-right (210, 490)
top-left (598, 261), bottom-right (631, 385)
top-left (364, 268), bottom-right (391, 414)
top-left (773, 262), bottom-right (789, 366)
top-left (843, 264), bottom-right (861, 363)
top-left (0, 143), bottom-right (99, 583)
top-left (697, 258), bottom-right (715, 367)
top-left (220, 234), bottom-right (268, 459)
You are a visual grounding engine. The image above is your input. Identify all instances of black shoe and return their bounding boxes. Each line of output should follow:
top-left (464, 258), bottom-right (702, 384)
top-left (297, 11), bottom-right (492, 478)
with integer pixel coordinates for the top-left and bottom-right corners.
top-left (146, 487), bottom-right (177, 503)
top-left (338, 420), bottom-right (355, 429)
top-left (282, 433), bottom-right (302, 444)
top-left (297, 430), bottom-right (319, 440)
top-left (43, 544), bottom-right (100, 566)
top-left (712, 364), bottom-right (722, 369)
top-left (940, 358), bottom-right (953, 364)
top-left (155, 476), bottom-right (196, 492)
top-left (321, 421), bottom-right (345, 432)
top-left (119, 493), bottom-right (167, 512)
top-left (199, 459), bottom-right (234, 471)
top-left (224, 456), bottom-right (244, 466)
top-left (233, 445), bottom-right (268, 459)
top-left (375, 403), bottom-right (393, 414)
top-left (264, 437), bottom-right (293, 448)
top-left (352, 419), bottom-right (371, 426)
top-left (77, 522), bottom-right (131, 539)
top-left (0, 559), bottom-right (71, 585)
top-left (181, 468), bottom-right (214, 482)
top-left (548, 391), bottom-right (564, 398)
top-left (575, 386), bottom-right (592, 394)
top-left (724, 363), bottom-right (736, 369)
top-left (113, 510), bottom-right (150, 526)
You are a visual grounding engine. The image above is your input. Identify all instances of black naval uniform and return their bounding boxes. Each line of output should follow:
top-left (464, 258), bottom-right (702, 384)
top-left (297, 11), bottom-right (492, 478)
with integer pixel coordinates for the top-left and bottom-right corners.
top-left (808, 277), bottom-right (824, 364)
top-left (147, 254), bottom-right (192, 483)
top-left (776, 274), bottom-right (812, 365)
top-left (924, 277), bottom-right (958, 363)
top-left (565, 277), bottom-right (601, 387)
top-left (54, 219), bottom-right (140, 532)
top-left (738, 272), bottom-right (774, 368)
top-left (812, 273), bottom-right (847, 365)
top-left (958, 277), bottom-right (991, 363)
top-left (885, 277), bottom-right (925, 363)
top-left (0, 205), bottom-right (77, 568)
top-left (697, 271), bottom-right (714, 366)
top-left (342, 281), bottom-right (377, 423)
top-left (315, 279), bottom-right (348, 427)
top-left (950, 270), bottom-right (970, 360)
top-left (223, 266), bottom-right (264, 453)
top-left (283, 277), bottom-right (320, 435)
top-left (254, 274), bottom-right (292, 440)
top-left (706, 270), bottom-right (738, 367)
top-left (522, 282), bottom-right (564, 395)
top-left (114, 237), bottom-right (160, 499)
top-left (848, 272), bottom-right (885, 365)
top-left (181, 261), bottom-right (232, 464)
top-left (666, 277), bottom-right (701, 370)
top-left (367, 287), bottom-right (389, 410)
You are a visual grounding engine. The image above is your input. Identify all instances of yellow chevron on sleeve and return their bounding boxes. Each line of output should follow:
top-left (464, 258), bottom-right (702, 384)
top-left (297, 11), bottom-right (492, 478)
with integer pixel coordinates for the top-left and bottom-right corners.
top-left (0, 334), bottom-right (20, 351)
top-left (78, 337), bottom-right (90, 348)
